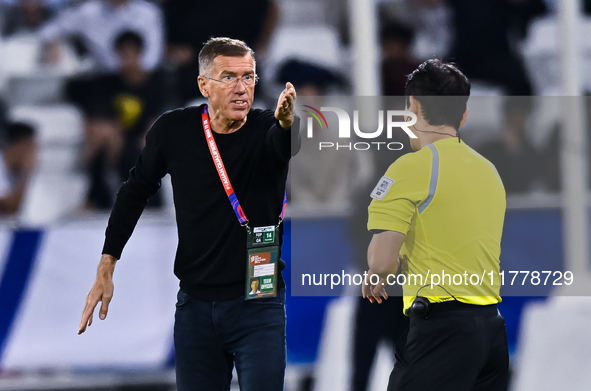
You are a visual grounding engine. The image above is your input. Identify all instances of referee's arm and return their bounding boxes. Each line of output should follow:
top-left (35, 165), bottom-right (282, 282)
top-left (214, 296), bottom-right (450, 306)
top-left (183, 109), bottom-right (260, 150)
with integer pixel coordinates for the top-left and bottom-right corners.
top-left (363, 230), bottom-right (405, 303)
top-left (368, 230), bottom-right (405, 277)
top-left (365, 152), bottom-right (430, 303)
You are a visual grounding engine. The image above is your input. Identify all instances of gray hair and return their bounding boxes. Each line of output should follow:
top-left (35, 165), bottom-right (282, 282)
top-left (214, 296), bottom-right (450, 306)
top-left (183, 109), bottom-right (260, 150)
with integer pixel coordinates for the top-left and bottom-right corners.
top-left (198, 37), bottom-right (256, 75)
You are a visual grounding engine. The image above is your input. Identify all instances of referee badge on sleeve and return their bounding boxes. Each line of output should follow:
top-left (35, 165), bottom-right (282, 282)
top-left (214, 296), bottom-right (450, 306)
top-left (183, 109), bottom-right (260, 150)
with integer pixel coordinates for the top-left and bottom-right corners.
top-left (370, 176), bottom-right (395, 200)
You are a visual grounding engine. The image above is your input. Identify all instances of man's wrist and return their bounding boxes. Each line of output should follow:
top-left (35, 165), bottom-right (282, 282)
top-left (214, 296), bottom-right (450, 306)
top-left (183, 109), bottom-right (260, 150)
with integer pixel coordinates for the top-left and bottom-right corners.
top-left (278, 119), bottom-right (293, 130)
top-left (101, 253), bottom-right (118, 262)
top-left (368, 268), bottom-right (388, 280)
top-left (98, 254), bottom-right (118, 276)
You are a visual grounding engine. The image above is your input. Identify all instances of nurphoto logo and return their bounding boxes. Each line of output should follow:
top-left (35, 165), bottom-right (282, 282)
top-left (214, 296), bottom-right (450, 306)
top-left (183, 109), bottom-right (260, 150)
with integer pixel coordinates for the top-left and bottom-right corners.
top-left (302, 106), bottom-right (418, 151)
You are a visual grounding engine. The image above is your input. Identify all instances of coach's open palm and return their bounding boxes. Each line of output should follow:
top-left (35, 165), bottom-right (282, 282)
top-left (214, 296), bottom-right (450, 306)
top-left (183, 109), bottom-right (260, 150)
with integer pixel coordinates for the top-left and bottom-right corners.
top-left (78, 254), bottom-right (117, 334)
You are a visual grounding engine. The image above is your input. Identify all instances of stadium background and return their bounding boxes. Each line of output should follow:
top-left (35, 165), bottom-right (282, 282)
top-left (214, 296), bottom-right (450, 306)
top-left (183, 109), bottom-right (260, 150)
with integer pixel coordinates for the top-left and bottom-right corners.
top-left (0, 0), bottom-right (590, 390)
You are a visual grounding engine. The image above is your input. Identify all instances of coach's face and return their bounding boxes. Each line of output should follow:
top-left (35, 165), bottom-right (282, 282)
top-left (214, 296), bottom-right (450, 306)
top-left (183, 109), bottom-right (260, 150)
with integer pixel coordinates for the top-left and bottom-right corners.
top-left (199, 54), bottom-right (256, 123)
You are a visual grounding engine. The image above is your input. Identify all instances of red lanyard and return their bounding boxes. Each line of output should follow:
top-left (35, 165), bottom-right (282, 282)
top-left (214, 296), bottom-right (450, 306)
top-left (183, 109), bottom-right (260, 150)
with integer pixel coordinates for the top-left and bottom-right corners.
top-left (201, 106), bottom-right (287, 228)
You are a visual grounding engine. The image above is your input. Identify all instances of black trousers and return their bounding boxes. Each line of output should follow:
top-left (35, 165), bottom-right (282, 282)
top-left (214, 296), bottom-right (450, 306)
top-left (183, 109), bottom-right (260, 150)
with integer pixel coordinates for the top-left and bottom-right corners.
top-left (387, 302), bottom-right (509, 391)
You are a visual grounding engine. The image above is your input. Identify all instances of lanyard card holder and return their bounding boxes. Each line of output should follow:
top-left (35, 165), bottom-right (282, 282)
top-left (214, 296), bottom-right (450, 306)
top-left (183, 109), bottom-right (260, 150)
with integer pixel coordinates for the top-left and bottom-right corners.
top-left (202, 106), bottom-right (285, 301)
top-left (245, 225), bottom-right (279, 300)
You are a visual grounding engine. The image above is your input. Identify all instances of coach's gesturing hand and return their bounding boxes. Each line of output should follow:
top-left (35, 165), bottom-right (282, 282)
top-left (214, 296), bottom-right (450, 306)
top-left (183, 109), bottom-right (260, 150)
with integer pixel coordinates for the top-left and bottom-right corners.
top-left (275, 82), bottom-right (296, 129)
top-left (78, 254), bottom-right (117, 334)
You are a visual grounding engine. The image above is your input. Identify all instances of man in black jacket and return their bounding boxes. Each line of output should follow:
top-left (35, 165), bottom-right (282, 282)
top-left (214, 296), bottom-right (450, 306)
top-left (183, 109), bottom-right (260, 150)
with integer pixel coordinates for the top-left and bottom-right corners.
top-left (78, 37), bottom-right (299, 391)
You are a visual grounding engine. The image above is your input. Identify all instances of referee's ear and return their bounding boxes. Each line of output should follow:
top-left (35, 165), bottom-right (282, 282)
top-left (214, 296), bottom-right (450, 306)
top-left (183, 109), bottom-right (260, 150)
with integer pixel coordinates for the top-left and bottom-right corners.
top-left (459, 106), bottom-right (469, 128)
top-left (408, 95), bottom-right (419, 114)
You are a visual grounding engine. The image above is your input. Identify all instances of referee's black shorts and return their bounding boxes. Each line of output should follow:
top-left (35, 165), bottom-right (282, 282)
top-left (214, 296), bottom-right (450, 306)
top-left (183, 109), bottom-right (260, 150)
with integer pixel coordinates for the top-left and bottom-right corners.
top-left (387, 301), bottom-right (509, 391)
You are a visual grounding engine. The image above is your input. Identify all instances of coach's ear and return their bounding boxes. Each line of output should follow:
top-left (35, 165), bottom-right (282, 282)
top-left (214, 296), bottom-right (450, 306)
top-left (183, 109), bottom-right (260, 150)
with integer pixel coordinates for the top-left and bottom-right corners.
top-left (459, 106), bottom-right (469, 128)
top-left (197, 76), bottom-right (210, 98)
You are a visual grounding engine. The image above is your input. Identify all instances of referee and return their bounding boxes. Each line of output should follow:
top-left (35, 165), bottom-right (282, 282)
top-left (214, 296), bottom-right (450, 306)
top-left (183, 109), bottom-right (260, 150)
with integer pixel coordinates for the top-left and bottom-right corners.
top-left (363, 59), bottom-right (508, 390)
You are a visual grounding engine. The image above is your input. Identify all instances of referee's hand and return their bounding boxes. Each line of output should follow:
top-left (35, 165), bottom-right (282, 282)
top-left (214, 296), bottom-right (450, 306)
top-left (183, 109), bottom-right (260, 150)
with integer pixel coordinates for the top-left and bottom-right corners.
top-left (78, 254), bottom-right (117, 334)
top-left (275, 82), bottom-right (296, 129)
top-left (362, 269), bottom-right (388, 304)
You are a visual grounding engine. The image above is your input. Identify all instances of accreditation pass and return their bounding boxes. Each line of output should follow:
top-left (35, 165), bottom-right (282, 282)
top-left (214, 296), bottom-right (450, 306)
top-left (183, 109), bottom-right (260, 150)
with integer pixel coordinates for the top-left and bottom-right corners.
top-left (246, 225), bottom-right (279, 299)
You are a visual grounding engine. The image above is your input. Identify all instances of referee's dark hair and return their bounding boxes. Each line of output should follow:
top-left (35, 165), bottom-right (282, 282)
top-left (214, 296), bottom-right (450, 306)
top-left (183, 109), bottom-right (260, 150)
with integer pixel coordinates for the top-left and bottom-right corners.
top-left (405, 59), bottom-right (471, 130)
top-left (198, 37), bottom-right (255, 75)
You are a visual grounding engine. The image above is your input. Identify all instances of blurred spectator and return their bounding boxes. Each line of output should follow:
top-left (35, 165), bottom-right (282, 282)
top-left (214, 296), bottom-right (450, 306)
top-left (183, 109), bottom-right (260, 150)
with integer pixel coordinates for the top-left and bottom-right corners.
top-left (277, 60), bottom-right (348, 206)
top-left (0, 121), bottom-right (37, 214)
top-left (0, 0), bottom-right (65, 5)
top-left (447, 0), bottom-right (546, 95)
top-left (0, 98), bottom-right (7, 139)
top-left (1, 0), bottom-right (54, 37)
top-left (39, 0), bottom-right (164, 72)
top-left (67, 31), bottom-right (166, 209)
top-left (540, 98), bottom-right (591, 192)
top-left (373, 0), bottom-right (452, 59)
top-left (478, 97), bottom-right (541, 193)
top-left (163, 0), bottom-right (278, 103)
top-left (276, 59), bottom-right (346, 96)
top-left (540, 123), bottom-right (561, 192)
top-left (381, 21), bottom-right (422, 96)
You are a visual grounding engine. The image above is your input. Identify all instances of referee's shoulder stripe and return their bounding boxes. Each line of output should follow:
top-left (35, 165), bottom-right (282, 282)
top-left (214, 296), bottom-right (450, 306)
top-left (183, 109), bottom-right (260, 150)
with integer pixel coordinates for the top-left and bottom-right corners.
top-left (418, 144), bottom-right (439, 214)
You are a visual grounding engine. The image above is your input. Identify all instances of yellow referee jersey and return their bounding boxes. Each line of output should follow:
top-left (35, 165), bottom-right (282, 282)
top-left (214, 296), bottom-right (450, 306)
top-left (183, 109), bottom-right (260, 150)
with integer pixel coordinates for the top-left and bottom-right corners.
top-left (367, 137), bottom-right (506, 314)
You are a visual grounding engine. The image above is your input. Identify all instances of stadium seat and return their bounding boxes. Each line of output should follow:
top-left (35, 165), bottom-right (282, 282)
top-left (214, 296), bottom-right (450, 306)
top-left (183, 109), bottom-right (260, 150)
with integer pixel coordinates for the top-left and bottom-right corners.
top-left (2, 35), bottom-right (41, 76)
top-left (0, 35), bottom-right (5, 92)
top-left (9, 104), bottom-right (83, 156)
top-left (455, 94), bottom-right (504, 147)
top-left (265, 25), bottom-right (345, 87)
top-left (18, 171), bottom-right (87, 226)
top-left (276, 0), bottom-right (327, 26)
top-left (2, 34), bottom-right (82, 77)
top-left (2, 34), bottom-right (83, 105)
top-left (523, 16), bottom-right (591, 95)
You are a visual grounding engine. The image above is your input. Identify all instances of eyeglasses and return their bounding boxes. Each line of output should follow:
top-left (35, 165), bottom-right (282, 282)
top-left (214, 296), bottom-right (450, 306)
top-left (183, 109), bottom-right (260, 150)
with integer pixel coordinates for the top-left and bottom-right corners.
top-left (205, 74), bottom-right (259, 87)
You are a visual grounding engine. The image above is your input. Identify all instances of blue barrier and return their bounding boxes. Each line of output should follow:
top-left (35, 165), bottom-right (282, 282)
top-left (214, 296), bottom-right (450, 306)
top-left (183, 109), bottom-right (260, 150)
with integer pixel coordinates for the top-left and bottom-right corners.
top-left (0, 209), bottom-right (572, 367)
